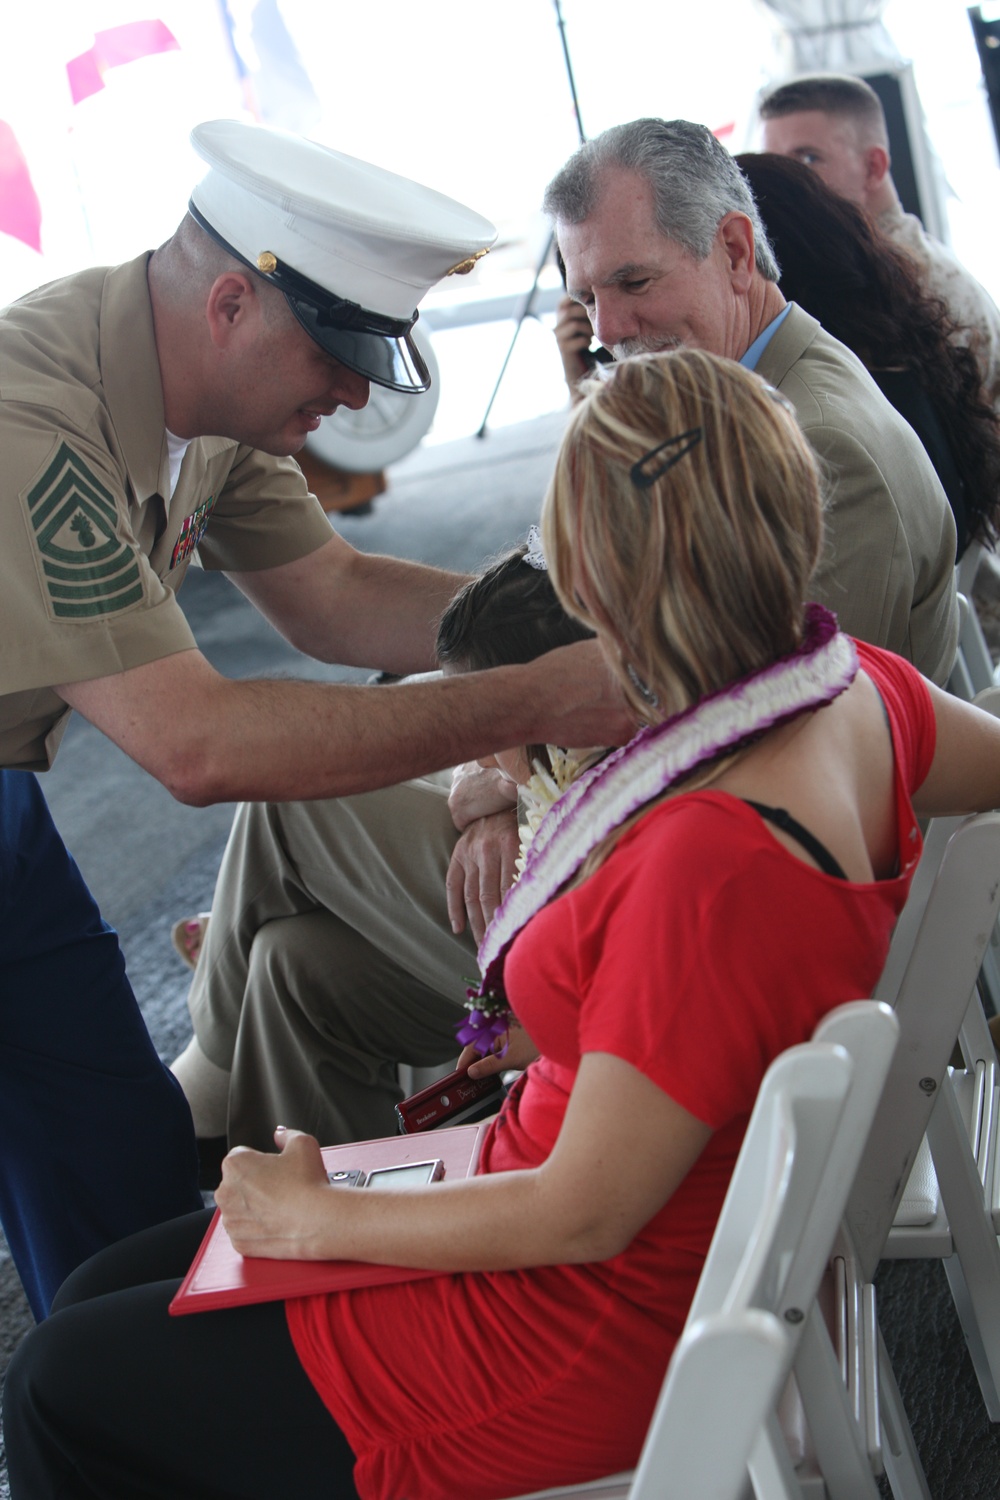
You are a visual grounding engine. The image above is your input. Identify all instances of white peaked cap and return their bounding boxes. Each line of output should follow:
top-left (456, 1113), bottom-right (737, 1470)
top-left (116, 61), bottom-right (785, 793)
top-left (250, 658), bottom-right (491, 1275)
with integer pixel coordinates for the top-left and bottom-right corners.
top-left (188, 118), bottom-right (497, 393)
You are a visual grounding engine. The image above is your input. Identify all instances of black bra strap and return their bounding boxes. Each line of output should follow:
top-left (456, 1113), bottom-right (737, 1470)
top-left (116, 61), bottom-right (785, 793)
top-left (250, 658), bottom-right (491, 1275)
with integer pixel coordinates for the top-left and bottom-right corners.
top-left (743, 800), bottom-right (848, 881)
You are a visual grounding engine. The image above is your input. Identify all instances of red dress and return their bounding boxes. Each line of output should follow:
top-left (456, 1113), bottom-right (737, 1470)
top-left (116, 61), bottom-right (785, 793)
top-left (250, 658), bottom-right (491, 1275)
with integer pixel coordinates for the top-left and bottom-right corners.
top-left (286, 642), bottom-right (934, 1500)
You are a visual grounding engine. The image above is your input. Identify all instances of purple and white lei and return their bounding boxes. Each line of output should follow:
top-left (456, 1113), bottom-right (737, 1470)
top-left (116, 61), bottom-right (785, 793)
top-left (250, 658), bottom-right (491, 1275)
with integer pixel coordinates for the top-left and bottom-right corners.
top-left (457, 604), bottom-right (858, 1052)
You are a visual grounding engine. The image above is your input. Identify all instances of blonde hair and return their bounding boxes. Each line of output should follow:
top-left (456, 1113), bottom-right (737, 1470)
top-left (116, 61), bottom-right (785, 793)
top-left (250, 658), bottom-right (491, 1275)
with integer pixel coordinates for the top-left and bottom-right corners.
top-left (541, 349), bottom-right (824, 724)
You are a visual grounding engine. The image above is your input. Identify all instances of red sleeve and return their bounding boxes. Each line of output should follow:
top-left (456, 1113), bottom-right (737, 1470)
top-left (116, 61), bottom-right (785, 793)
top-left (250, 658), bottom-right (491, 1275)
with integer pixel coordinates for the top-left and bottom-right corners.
top-left (854, 639), bottom-right (936, 795)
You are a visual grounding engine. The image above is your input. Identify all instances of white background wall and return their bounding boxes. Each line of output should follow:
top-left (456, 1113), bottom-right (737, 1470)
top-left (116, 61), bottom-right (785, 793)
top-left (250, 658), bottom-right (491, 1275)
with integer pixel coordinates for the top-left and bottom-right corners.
top-left (3, 0), bottom-right (997, 442)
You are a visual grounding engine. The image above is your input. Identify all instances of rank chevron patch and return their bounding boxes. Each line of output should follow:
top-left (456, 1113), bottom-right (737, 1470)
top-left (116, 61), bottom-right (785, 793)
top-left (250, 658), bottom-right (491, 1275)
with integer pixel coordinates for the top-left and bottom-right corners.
top-left (24, 442), bottom-right (144, 619)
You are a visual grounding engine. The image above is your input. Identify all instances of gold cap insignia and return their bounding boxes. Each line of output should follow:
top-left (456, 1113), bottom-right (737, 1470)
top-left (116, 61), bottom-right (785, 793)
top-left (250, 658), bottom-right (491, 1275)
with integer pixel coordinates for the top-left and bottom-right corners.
top-left (445, 247), bottom-right (490, 276)
top-left (257, 251), bottom-right (278, 275)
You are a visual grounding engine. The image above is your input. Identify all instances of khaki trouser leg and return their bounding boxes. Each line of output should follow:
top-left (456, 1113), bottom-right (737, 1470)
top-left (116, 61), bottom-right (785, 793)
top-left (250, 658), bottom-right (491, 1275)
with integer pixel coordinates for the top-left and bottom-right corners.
top-left (187, 777), bottom-right (476, 1148)
top-left (228, 908), bottom-right (469, 1149)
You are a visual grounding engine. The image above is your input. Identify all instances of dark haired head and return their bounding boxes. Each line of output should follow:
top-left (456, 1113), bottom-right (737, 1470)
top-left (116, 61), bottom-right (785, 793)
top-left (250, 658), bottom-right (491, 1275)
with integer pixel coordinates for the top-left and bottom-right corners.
top-left (735, 151), bottom-right (1000, 552)
top-left (437, 545), bottom-right (593, 674)
top-left (437, 545), bottom-right (595, 776)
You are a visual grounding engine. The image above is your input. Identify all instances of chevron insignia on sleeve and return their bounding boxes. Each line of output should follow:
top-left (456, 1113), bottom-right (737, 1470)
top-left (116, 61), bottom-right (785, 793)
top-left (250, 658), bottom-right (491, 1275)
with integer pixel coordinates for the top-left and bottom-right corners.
top-left (24, 442), bottom-right (144, 618)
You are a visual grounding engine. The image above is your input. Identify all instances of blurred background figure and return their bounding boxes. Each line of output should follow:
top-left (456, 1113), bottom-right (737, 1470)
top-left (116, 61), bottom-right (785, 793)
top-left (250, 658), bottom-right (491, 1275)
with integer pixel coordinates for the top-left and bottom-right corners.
top-left (736, 149), bottom-right (1000, 560)
top-left (758, 73), bottom-right (1000, 414)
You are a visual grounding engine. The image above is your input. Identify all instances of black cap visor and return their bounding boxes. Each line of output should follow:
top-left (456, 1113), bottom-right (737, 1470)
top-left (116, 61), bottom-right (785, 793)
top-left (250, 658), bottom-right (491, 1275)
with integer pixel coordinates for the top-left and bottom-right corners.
top-left (286, 296), bottom-right (431, 394)
top-left (186, 202), bottom-right (431, 395)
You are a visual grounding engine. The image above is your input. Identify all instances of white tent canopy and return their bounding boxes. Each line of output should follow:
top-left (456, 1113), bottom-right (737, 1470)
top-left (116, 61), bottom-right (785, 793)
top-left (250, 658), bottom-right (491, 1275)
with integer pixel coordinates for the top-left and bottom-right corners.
top-left (759, 0), bottom-right (902, 73)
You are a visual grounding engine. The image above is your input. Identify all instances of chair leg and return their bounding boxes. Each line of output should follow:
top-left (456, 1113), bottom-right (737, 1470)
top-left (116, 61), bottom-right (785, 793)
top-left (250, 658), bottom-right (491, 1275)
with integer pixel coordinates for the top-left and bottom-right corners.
top-left (978, 942), bottom-right (1000, 1020)
top-left (747, 1412), bottom-right (804, 1500)
top-left (793, 1304), bottom-right (881, 1500)
top-left (927, 1078), bottom-right (1000, 1418)
top-left (876, 1328), bottom-right (932, 1500)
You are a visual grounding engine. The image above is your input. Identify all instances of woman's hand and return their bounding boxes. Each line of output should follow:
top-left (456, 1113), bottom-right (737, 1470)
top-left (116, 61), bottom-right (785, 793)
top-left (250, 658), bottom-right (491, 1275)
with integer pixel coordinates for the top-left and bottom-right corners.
top-left (217, 1058), bottom-right (710, 1274)
top-left (457, 1019), bottom-right (539, 1078)
top-left (216, 1128), bottom-right (333, 1260)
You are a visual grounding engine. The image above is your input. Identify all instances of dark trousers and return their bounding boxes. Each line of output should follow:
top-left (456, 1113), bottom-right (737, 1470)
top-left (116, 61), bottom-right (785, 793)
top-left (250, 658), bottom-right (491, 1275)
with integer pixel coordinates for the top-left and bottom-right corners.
top-left (0, 769), bottom-right (201, 1317)
top-left (4, 1210), bottom-right (359, 1499)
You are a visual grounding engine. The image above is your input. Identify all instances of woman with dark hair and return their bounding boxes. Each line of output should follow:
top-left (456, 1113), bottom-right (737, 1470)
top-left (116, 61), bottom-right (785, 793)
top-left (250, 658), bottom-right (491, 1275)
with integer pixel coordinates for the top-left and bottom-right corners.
top-left (735, 150), bottom-right (1000, 558)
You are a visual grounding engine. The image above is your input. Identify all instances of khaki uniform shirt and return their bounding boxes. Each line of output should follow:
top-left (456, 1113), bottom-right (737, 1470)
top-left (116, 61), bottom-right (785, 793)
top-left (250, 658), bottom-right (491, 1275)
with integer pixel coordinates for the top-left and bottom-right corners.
top-left (756, 304), bottom-right (958, 686)
top-left (0, 254), bottom-right (334, 771)
top-left (878, 205), bottom-right (1000, 410)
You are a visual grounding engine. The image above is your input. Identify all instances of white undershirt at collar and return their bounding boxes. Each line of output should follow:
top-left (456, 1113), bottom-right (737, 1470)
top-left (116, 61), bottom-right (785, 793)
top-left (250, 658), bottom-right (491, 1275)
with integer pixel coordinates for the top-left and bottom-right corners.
top-left (165, 429), bottom-right (193, 499)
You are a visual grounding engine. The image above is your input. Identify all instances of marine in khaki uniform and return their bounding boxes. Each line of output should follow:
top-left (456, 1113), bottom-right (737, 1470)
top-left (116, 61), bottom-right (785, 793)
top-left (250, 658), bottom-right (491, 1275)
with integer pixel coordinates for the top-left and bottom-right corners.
top-left (0, 119), bottom-right (626, 1319)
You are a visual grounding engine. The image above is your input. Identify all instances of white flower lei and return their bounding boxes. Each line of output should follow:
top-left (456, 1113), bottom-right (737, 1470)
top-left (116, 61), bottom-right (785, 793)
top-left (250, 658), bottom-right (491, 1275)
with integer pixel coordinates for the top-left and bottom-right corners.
top-left (459, 606), bottom-right (858, 1049)
top-left (516, 747), bottom-right (608, 876)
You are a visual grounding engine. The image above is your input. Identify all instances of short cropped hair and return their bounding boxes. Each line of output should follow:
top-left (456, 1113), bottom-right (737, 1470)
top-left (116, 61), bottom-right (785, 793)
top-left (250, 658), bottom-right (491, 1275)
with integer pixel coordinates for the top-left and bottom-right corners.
top-left (541, 350), bottom-right (823, 722)
top-left (759, 74), bottom-right (888, 148)
top-left (543, 118), bottom-right (780, 283)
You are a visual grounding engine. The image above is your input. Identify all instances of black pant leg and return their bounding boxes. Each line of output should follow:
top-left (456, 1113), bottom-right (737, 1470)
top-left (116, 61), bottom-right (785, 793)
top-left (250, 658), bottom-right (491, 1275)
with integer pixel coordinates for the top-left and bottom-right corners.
top-left (5, 1214), bottom-right (359, 1500)
top-left (50, 1208), bottom-right (215, 1310)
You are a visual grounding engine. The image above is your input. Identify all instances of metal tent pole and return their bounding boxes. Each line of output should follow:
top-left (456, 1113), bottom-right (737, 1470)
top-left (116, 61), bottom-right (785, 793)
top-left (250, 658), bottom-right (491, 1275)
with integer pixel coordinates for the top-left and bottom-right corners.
top-left (476, 0), bottom-right (586, 438)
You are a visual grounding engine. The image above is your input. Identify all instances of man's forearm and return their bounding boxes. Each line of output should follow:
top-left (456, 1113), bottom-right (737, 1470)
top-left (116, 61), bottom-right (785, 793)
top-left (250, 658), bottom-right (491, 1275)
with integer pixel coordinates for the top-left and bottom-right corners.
top-left (230, 540), bottom-right (468, 676)
top-left (57, 640), bottom-right (630, 807)
top-left (323, 550), bottom-right (468, 674)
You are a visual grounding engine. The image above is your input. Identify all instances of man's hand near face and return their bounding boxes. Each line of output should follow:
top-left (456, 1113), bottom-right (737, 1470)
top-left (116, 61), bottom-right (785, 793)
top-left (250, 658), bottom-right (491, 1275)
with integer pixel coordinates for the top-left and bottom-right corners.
top-left (554, 295), bottom-right (597, 400)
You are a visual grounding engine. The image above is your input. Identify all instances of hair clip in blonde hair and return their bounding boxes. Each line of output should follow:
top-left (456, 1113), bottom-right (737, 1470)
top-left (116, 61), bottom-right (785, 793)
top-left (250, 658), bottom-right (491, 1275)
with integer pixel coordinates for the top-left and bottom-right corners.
top-left (523, 525), bottom-right (548, 571)
top-left (630, 427), bottom-right (703, 489)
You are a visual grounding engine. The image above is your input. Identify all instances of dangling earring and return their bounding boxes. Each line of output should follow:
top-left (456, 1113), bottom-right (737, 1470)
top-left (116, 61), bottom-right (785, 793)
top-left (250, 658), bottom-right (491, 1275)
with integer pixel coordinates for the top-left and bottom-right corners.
top-left (625, 661), bottom-right (659, 708)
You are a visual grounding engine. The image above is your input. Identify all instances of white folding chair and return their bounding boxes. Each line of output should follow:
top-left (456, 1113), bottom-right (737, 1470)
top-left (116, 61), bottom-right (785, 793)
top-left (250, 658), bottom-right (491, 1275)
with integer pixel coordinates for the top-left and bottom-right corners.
top-left (948, 592), bottom-right (996, 702)
top-left (501, 1001), bottom-right (900, 1500)
top-left (949, 544), bottom-right (997, 701)
top-left (860, 696), bottom-right (1000, 1421)
top-left (717, 799), bottom-right (1000, 1500)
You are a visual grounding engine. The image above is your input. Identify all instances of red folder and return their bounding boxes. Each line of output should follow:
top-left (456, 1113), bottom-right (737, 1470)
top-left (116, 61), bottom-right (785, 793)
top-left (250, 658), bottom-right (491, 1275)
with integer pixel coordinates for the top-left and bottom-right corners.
top-left (169, 1122), bottom-right (489, 1317)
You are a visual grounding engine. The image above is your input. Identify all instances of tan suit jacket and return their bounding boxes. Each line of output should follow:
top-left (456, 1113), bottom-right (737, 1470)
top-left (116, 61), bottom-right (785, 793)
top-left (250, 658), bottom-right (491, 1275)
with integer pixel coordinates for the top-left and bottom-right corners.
top-left (756, 303), bottom-right (958, 685)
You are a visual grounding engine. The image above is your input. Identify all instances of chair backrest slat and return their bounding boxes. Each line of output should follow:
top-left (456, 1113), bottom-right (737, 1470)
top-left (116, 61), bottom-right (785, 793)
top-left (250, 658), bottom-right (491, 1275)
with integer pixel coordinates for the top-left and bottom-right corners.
top-left (848, 812), bottom-right (1000, 1280)
top-left (629, 1002), bottom-right (898, 1500)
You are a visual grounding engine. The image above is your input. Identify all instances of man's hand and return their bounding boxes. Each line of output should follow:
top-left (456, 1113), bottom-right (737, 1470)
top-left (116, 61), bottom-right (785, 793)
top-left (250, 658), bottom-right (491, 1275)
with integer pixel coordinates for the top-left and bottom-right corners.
top-left (216, 1128), bottom-right (330, 1260)
top-left (554, 295), bottom-right (597, 399)
top-left (448, 762), bottom-right (518, 831)
top-left (446, 808), bottom-right (521, 944)
top-left (528, 639), bottom-right (636, 752)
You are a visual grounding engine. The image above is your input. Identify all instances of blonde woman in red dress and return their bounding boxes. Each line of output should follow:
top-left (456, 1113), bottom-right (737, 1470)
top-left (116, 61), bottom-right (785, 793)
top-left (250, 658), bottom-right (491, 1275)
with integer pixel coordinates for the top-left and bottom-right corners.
top-left (8, 349), bottom-right (1000, 1500)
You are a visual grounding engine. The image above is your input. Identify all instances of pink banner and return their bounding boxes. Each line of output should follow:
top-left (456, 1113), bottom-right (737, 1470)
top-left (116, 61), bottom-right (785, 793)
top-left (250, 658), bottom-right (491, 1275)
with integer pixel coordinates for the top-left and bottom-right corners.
top-left (0, 121), bottom-right (42, 253)
top-left (67, 19), bottom-right (180, 105)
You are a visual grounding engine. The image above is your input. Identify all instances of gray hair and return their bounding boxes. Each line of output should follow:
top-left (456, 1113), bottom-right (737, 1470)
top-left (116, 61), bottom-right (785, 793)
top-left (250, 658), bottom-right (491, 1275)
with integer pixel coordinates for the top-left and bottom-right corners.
top-left (543, 118), bottom-right (780, 283)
